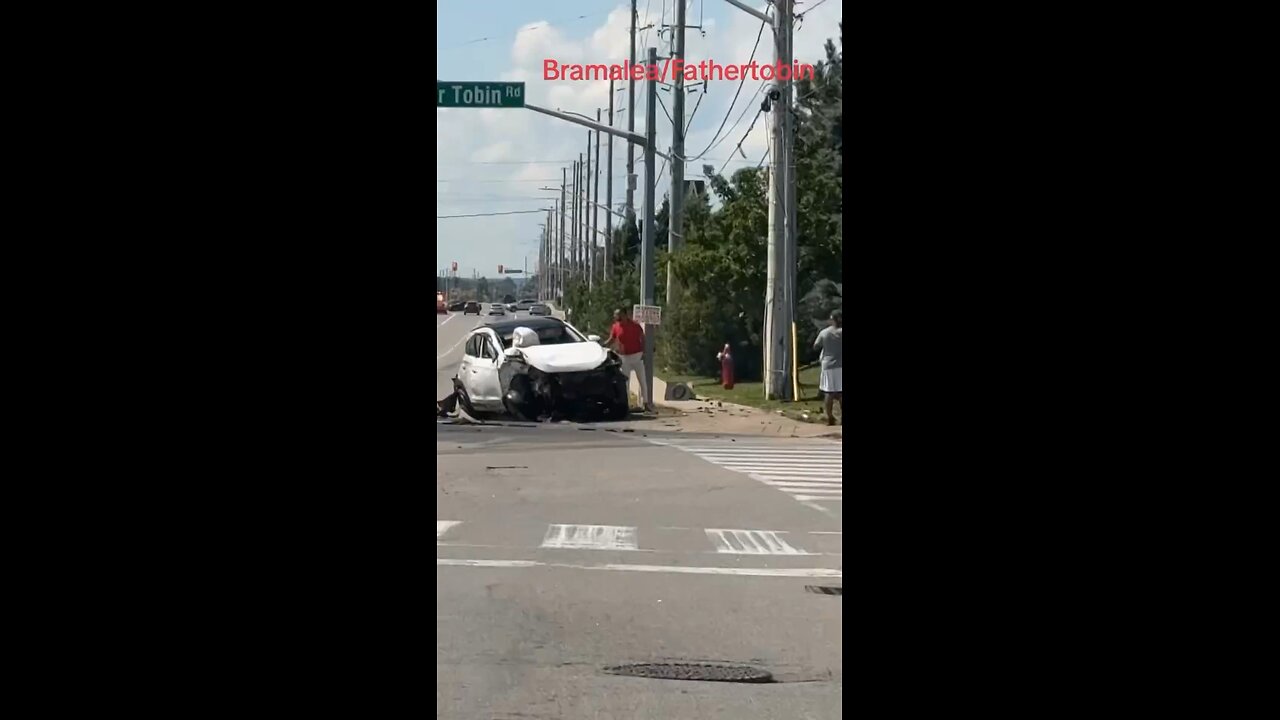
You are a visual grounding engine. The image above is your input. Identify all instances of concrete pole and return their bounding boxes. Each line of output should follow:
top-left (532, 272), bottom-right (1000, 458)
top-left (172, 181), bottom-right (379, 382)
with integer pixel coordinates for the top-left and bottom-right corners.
top-left (593, 108), bottom-right (602, 287)
top-left (626, 0), bottom-right (638, 224)
top-left (782, 0), bottom-right (796, 401)
top-left (641, 46), bottom-right (658, 409)
top-left (584, 131), bottom-right (592, 287)
top-left (763, 0), bottom-right (791, 400)
top-left (667, 0), bottom-right (687, 308)
top-left (560, 170), bottom-right (567, 302)
top-left (606, 80), bottom-right (614, 280)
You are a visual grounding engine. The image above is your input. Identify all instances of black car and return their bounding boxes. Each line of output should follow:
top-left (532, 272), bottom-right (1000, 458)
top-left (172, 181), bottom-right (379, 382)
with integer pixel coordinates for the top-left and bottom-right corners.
top-left (463, 301), bottom-right (481, 315)
top-left (447, 301), bottom-right (465, 312)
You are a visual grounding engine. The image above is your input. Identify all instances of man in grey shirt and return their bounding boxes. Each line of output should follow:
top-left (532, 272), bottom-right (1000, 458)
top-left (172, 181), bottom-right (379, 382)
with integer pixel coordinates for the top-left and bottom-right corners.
top-left (813, 310), bottom-right (843, 425)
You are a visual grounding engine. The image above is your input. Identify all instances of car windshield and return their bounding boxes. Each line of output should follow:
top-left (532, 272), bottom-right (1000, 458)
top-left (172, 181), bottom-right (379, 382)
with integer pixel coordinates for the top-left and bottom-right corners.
top-left (498, 323), bottom-right (586, 348)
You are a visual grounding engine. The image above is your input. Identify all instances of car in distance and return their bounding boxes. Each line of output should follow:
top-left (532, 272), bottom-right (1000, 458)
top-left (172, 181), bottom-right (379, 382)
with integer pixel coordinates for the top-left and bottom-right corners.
top-left (448, 300), bottom-right (465, 312)
top-left (487, 303), bottom-right (506, 316)
top-left (437, 293), bottom-right (447, 314)
top-left (463, 301), bottom-right (481, 315)
top-left (528, 303), bottom-right (550, 316)
top-left (514, 299), bottom-right (537, 311)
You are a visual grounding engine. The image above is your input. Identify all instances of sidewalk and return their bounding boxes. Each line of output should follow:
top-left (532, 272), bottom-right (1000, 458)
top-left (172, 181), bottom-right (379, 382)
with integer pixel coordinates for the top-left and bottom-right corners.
top-left (547, 302), bottom-right (840, 438)
top-left (627, 374), bottom-right (842, 439)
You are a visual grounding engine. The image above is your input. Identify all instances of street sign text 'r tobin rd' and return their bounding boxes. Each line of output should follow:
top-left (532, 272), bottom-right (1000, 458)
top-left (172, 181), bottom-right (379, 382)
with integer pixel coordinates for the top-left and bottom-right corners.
top-left (436, 82), bottom-right (525, 109)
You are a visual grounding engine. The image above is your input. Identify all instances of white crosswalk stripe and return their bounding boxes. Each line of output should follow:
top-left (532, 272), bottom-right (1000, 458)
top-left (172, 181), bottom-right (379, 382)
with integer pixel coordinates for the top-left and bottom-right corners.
top-left (705, 529), bottom-right (811, 555)
top-left (540, 524), bottom-right (639, 551)
top-left (651, 438), bottom-right (842, 506)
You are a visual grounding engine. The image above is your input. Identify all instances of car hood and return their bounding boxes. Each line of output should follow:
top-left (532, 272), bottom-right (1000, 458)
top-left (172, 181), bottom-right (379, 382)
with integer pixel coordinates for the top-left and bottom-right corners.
top-left (518, 342), bottom-right (608, 373)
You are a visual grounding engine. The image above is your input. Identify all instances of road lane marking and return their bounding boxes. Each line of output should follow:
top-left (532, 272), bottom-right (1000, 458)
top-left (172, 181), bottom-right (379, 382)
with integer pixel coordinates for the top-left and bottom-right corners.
top-left (435, 318), bottom-right (485, 360)
top-left (437, 521), bottom-right (462, 539)
top-left (436, 558), bottom-right (841, 578)
top-left (705, 529), bottom-right (811, 555)
top-left (650, 437), bottom-right (843, 513)
top-left (540, 524), bottom-right (638, 551)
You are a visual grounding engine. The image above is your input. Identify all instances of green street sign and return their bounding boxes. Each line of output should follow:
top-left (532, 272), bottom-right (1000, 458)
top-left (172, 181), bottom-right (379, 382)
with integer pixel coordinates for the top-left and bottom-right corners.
top-left (436, 82), bottom-right (525, 109)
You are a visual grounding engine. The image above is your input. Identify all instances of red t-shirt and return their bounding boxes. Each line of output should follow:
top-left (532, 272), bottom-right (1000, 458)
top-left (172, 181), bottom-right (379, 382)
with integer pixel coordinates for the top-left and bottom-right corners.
top-left (609, 319), bottom-right (645, 355)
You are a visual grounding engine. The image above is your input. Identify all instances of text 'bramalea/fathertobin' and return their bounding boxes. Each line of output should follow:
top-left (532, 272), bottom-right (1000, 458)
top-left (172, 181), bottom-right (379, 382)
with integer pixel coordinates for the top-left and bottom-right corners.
top-left (544, 58), bottom-right (815, 83)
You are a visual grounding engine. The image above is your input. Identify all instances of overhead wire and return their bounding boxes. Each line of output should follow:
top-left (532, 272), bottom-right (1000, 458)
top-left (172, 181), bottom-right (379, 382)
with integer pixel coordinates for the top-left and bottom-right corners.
top-left (437, 209), bottom-right (551, 219)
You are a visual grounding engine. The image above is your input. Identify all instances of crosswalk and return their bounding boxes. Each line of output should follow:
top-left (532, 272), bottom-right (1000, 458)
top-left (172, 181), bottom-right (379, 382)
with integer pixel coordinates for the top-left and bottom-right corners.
top-left (648, 438), bottom-right (843, 506)
top-left (437, 521), bottom-right (838, 556)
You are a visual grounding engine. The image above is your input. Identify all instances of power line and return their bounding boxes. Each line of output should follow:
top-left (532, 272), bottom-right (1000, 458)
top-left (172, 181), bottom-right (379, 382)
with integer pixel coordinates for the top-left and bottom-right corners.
top-left (797, 0), bottom-right (832, 19)
top-left (718, 102), bottom-right (767, 175)
top-left (675, 13), bottom-right (768, 163)
top-left (440, 12), bottom-right (606, 51)
top-left (436, 209), bottom-right (550, 219)
top-left (436, 178), bottom-right (559, 183)
top-left (437, 160), bottom-right (576, 165)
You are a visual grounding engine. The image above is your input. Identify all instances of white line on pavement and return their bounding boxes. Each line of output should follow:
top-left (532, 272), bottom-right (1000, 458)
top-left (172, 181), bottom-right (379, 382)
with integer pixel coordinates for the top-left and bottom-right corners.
top-left (540, 524), bottom-right (638, 551)
top-left (436, 558), bottom-right (842, 578)
top-left (437, 521), bottom-right (462, 539)
top-left (705, 529), bottom-right (811, 555)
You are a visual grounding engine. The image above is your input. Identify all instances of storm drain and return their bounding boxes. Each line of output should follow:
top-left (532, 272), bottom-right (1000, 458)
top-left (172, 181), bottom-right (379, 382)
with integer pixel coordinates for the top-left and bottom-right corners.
top-left (604, 663), bottom-right (773, 683)
top-left (805, 585), bottom-right (843, 596)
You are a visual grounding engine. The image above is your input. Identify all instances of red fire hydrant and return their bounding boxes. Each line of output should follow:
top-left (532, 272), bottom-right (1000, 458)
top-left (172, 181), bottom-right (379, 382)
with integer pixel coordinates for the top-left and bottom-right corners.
top-left (718, 344), bottom-right (735, 390)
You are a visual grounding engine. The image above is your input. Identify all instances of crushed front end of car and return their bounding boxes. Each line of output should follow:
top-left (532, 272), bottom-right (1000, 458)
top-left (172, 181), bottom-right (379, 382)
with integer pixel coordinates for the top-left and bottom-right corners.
top-left (503, 354), bottom-right (629, 422)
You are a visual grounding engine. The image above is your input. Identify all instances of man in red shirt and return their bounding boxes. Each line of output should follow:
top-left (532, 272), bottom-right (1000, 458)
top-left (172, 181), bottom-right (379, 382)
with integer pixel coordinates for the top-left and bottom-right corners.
top-left (605, 307), bottom-right (651, 412)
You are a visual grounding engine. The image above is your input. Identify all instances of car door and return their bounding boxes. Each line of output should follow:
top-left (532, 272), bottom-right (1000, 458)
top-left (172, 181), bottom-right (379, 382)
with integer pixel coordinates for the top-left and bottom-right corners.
top-left (459, 334), bottom-right (480, 400)
top-left (471, 331), bottom-right (505, 409)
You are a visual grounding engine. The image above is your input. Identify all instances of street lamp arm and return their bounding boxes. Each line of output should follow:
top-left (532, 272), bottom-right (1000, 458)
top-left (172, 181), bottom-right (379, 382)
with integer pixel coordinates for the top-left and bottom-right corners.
top-left (721, 0), bottom-right (774, 25)
top-left (526, 103), bottom-right (647, 147)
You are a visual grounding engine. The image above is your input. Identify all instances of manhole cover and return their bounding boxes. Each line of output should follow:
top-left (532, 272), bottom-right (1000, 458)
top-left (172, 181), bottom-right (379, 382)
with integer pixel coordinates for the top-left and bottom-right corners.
top-left (604, 663), bottom-right (773, 683)
top-left (805, 585), bottom-right (843, 596)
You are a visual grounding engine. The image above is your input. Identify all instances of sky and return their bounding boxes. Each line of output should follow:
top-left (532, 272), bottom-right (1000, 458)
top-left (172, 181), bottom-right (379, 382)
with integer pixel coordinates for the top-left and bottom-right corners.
top-left (436, 0), bottom-right (841, 280)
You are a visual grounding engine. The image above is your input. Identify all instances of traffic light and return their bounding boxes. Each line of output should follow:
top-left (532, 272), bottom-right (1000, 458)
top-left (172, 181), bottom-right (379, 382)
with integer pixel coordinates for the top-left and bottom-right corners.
top-left (498, 264), bottom-right (504, 274)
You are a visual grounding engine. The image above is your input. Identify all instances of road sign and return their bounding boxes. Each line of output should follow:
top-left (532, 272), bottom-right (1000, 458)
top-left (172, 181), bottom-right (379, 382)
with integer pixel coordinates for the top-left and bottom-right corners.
top-left (437, 82), bottom-right (525, 109)
top-left (633, 304), bottom-right (661, 326)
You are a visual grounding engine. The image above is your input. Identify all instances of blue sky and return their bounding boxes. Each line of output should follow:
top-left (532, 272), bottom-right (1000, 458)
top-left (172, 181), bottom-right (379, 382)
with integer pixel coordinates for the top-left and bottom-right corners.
top-left (435, 1), bottom-right (841, 280)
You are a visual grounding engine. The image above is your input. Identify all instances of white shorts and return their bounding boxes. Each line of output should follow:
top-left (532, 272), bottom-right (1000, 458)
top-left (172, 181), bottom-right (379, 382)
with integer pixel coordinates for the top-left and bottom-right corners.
top-left (820, 367), bottom-right (842, 394)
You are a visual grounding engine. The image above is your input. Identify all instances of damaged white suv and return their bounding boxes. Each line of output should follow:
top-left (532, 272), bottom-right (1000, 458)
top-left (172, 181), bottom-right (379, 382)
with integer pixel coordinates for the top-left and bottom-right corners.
top-left (454, 317), bottom-right (630, 421)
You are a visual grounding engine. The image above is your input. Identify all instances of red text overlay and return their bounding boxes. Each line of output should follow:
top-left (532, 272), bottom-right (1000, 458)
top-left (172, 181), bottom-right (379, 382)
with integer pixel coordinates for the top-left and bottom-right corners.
top-left (544, 59), bottom-right (814, 82)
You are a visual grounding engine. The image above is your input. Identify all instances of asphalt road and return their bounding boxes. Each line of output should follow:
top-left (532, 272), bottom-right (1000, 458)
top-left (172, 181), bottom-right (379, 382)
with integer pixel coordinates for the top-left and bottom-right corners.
top-left (436, 311), bottom-right (843, 718)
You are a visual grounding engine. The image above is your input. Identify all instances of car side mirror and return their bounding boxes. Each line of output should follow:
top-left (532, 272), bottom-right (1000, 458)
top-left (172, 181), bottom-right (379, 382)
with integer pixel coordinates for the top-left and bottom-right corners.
top-left (588, 334), bottom-right (601, 343)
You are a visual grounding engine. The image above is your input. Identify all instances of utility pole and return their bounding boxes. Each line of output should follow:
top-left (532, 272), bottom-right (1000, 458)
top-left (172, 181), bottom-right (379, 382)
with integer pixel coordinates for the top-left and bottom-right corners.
top-left (585, 129), bottom-right (593, 288)
top-left (626, 0), bottom-right (638, 225)
top-left (767, 0), bottom-right (793, 400)
top-left (718, 0), bottom-right (792, 400)
top-left (606, 78), bottom-right (615, 279)
top-left (572, 159), bottom-right (580, 280)
top-left (559, 169), bottom-right (567, 303)
top-left (667, 0), bottom-right (687, 308)
top-left (641, 46), bottom-right (658, 409)
top-left (593, 108), bottom-right (602, 286)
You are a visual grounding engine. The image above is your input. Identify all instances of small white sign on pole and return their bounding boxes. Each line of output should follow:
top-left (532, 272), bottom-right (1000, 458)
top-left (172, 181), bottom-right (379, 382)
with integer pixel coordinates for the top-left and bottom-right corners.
top-left (633, 304), bottom-right (662, 326)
